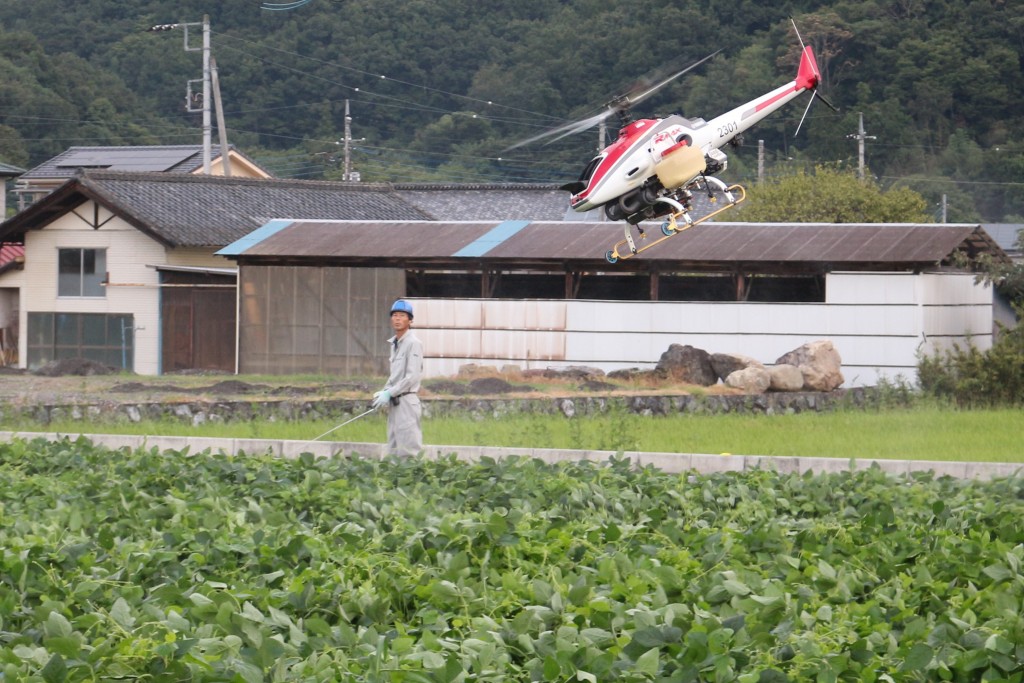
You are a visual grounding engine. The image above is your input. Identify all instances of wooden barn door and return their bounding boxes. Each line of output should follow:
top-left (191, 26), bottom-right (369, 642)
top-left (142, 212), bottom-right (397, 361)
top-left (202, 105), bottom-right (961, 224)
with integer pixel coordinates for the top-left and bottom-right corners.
top-left (160, 271), bottom-right (236, 373)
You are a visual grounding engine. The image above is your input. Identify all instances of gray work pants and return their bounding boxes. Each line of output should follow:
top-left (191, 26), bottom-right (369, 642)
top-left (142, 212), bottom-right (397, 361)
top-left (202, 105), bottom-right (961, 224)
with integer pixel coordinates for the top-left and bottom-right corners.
top-left (387, 394), bottom-right (422, 456)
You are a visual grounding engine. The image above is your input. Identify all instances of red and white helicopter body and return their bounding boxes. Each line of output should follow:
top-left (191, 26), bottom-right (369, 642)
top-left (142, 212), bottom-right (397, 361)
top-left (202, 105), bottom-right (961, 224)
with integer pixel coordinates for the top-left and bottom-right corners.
top-left (562, 45), bottom-right (822, 223)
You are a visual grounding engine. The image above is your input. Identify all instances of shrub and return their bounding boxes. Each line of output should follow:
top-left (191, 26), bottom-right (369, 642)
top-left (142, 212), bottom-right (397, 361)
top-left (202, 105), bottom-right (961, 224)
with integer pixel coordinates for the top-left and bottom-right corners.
top-left (918, 315), bottom-right (1024, 407)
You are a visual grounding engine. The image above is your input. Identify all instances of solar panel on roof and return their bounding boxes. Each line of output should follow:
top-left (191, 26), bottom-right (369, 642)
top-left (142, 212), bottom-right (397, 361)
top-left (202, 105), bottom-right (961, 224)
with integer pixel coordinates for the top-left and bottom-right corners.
top-left (55, 148), bottom-right (198, 172)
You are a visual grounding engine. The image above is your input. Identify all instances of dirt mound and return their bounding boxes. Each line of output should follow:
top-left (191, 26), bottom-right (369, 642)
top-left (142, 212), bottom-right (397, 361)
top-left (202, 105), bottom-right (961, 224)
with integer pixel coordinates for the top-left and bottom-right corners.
top-left (110, 380), bottom-right (267, 395)
top-left (205, 380), bottom-right (268, 395)
top-left (111, 381), bottom-right (177, 393)
top-left (423, 380), bottom-right (469, 395)
top-left (33, 359), bottom-right (119, 377)
top-left (468, 377), bottom-right (525, 394)
top-left (579, 379), bottom-right (619, 392)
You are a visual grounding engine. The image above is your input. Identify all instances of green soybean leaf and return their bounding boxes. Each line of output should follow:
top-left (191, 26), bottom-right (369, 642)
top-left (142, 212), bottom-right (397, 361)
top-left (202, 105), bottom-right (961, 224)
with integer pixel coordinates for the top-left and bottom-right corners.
top-left (636, 647), bottom-right (660, 677)
top-left (901, 643), bottom-right (934, 671)
top-left (40, 653), bottom-right (67, 683)
top-left (109, 598), bottom-right (135, 629)
top-left (45, 612), bottom-right (72, 638)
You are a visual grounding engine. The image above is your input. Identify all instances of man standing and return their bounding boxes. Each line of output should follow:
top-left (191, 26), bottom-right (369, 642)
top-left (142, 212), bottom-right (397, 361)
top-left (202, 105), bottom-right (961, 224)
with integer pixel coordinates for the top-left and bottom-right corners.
top-left (372, 299), bottom-right (423, 455)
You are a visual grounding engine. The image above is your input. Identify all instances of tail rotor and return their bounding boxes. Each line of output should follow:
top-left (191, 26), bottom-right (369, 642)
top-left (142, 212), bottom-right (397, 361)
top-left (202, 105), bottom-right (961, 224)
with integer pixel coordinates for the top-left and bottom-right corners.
top-left (790, 18), bottom-right (839, 137)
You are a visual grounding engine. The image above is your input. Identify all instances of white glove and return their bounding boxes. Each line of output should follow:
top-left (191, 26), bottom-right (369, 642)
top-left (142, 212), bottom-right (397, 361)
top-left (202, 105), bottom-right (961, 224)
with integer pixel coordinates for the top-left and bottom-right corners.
top-left (372, 390), bottom-right (391, 409)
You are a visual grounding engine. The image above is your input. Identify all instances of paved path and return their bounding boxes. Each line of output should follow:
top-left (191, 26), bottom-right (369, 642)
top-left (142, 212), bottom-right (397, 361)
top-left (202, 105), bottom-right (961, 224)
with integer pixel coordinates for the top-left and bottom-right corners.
top-left (4, 431), bottom-right (1021, 480)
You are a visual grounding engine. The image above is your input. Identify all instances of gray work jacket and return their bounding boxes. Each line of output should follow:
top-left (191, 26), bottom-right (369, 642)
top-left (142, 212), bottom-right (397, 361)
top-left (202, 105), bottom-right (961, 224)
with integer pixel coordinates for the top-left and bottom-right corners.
top-left (384, 331), bottom-right (423, 398)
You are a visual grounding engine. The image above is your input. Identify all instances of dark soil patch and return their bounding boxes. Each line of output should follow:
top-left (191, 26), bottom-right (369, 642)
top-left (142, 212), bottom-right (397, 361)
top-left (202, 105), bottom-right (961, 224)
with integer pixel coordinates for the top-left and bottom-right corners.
top-left (205, 380), bottom-right (268, 395)
top-left (579, 379), bottom-right (620, 392)
top-left (468, 377), bottom-right (531, 394)
top-left (110, 382), bottom-right (180, 393)
top-left (423, 380), bottom-right (469, 396)
top-left (109, 380), bottom-right (268, 395)
top-left (33, 359), bottom-right (119, 377)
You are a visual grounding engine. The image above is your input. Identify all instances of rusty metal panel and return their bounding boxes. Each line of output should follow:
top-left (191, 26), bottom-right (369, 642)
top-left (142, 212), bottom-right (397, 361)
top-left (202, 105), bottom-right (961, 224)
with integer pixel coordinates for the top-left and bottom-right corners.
top-left (650, 223), bottom-right (976, 263)
top-left (239, 264), bottom-right (402, 376)
top-left (244, 220), bottom-right (499, 258)
top-left (232, 219), bottom-right (990, 269)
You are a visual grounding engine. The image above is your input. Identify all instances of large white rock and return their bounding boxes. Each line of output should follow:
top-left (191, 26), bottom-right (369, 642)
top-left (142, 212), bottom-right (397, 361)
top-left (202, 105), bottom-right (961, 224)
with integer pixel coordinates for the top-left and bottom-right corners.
top-left (725, 366), bottom-right (772, 393)
top-left (775, 340), bottom-right (845, 392)
top-left (769, 364), bottom-right (805, 392)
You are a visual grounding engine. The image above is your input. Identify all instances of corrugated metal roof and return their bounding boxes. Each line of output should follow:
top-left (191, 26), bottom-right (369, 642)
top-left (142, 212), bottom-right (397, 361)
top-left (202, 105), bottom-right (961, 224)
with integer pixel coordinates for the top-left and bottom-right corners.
top-left (220, 219), bottom-right (1005, 272)
top-left (0, 242), bottom-right (24, 266)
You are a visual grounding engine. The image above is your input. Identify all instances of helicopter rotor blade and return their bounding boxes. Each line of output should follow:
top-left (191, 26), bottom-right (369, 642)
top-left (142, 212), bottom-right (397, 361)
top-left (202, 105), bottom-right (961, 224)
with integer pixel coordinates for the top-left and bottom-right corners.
top-left (815, 90), bottom-right (839, 112)
top-left (620, 49), bottom-right (721, 109)
top-left (793, 91), bottom-right (815, 138)
top-left (503, 49), bottom-right (721, 151)
top-left (504, 108), bottom-right (614, 150)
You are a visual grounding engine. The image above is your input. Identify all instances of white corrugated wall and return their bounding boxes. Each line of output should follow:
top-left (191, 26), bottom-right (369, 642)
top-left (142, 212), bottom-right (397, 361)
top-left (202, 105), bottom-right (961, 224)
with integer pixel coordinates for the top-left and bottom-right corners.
top-left (411, 271), bottom-right (993, 388)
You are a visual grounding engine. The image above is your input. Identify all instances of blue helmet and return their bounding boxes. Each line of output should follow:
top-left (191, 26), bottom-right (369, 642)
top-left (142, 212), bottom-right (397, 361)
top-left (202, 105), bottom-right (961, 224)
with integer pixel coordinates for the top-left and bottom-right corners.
top-left (390, 299), bottom-right (413, 319)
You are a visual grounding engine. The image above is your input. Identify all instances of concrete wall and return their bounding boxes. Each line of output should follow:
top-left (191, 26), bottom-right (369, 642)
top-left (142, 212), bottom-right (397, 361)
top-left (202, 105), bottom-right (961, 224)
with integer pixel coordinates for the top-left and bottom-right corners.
top-left (412, 272), bottom-right (993, 388)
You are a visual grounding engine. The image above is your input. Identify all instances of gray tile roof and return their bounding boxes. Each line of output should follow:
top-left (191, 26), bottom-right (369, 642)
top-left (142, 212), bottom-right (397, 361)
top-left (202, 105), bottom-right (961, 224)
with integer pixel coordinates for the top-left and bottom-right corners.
top-left (0, 171), bottom-right (434, 247)
top-left (396, 183), bottom-right (574, 221)
top-left (0, 162), bottom-right (25, 177)
top-left (0, 167), bottom-right (752, 256)
top-left (394, 183), bottom-right (719, 222)
top-left (982, 223), bottom-right (1022, 254)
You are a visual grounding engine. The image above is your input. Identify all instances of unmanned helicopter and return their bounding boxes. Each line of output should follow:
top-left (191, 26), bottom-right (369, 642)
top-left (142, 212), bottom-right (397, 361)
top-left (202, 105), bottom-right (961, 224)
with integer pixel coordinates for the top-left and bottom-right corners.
top-left (512, 24), bottom-right (832, 263)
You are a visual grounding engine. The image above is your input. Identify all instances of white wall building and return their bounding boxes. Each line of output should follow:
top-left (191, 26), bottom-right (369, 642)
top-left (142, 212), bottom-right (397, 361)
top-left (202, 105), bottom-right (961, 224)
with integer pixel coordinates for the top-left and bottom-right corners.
top-left (411, 271), bottom-right (992, 387)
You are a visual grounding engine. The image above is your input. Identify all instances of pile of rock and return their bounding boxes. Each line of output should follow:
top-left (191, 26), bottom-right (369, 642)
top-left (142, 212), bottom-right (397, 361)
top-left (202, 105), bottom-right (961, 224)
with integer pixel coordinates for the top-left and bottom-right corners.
top-left (648, 340), bottom-right (844, 393)
top-left (454, 339), bottom-right (845, 395)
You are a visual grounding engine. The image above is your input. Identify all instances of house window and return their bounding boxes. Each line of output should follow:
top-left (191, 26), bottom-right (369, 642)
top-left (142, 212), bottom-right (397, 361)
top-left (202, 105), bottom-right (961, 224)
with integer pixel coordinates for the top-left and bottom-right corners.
top-left (26, 312), bottom-right (134, 371)
top-left (58, 248), bottom-right (106, 297)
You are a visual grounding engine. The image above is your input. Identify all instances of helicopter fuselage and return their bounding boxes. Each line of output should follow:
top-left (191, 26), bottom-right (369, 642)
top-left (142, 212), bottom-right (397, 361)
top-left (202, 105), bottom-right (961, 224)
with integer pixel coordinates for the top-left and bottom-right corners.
top-left (564, 46), bottom-right (821, 220)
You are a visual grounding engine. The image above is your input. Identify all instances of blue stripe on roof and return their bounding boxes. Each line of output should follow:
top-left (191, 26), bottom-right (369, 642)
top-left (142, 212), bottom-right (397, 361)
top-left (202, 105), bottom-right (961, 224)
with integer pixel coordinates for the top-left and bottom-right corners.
top-left (216, 219), bottom-right (294, 256)
top-left (453, 220), bottom-right (531, 257)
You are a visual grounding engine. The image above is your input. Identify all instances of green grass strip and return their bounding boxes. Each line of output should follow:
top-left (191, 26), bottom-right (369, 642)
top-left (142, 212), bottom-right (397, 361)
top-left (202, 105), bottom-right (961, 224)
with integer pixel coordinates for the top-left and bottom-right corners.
top-left (12, 405), bottom-right (1024, 462)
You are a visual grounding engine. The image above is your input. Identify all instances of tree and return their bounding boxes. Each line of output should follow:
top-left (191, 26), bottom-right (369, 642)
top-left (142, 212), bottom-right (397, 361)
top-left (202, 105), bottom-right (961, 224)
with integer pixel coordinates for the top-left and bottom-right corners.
top-left (737, 166), bottom-right (929, 222)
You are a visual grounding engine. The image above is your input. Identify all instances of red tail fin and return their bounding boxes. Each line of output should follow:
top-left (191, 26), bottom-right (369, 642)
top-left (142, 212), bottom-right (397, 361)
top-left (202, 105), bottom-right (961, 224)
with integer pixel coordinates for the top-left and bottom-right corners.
top-left (795, 46), bottom-right (820, 91)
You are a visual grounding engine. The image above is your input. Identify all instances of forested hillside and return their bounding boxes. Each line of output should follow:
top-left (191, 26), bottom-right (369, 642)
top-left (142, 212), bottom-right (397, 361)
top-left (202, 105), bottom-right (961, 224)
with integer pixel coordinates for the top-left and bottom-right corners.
top-left (0, 0), bottom-right (1021, 221)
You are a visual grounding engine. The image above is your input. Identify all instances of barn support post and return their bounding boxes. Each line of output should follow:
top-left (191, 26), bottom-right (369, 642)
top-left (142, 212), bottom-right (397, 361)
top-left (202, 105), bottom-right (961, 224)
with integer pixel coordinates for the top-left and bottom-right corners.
top-left (482, 270), bottom-right (502, 298)
top-left (565, 271), bottom-right (583, 299)
top-left (735, 273), bottom-right (749, 301)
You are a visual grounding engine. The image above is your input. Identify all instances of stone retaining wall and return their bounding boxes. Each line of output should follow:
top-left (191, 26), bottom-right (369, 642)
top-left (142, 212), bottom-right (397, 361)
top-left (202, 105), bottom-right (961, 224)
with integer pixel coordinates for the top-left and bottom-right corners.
top-left (10, 387), bottom-right (877, 426)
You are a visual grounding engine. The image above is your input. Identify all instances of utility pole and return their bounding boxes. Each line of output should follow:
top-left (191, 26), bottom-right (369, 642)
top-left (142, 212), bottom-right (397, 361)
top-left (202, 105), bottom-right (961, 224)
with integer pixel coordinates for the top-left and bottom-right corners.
top-left (757, 139), bottom-right (765, 184)
top-left (846, 113), bottom-right (876, 180)
top-left (148, 16), bottom-right (212, 174)
top-left (210, 57), bottom-right (230, 177)
top-left (339, 100), bottom-right (365, 181)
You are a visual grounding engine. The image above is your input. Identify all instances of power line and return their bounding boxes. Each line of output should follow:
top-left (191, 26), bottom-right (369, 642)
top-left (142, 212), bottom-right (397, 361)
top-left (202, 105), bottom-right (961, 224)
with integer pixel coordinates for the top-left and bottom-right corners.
top-left (212, 31), bottom-right (567, 125)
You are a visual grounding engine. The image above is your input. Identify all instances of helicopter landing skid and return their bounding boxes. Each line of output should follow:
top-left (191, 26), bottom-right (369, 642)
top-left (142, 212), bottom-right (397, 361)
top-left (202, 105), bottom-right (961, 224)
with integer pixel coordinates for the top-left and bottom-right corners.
top-left (604, 181), bottom-right (746, 264)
